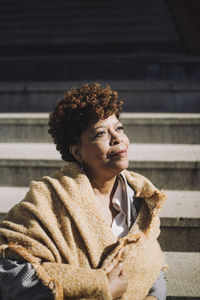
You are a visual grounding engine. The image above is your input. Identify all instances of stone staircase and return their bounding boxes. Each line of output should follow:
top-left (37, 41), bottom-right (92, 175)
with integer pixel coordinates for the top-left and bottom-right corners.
top-left (1, 0), bottom-right (200, 81)
top-left (0, 105), bottom-right (200, 299)
top-left (0, 0), bottom-right (182, 55)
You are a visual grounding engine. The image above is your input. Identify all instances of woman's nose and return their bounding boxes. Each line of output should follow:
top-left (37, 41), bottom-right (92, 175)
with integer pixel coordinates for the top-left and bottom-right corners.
top-left (110, 132), bottom-right (122, 145)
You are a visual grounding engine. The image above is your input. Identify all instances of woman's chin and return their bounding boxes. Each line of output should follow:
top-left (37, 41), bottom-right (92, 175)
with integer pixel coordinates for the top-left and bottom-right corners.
top-left (110, 159), bottom-right (129, 173)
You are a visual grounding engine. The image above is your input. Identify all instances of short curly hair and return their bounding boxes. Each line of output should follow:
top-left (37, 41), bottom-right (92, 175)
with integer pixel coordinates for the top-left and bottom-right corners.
top-left (48, 83), bottom-right (123, 162)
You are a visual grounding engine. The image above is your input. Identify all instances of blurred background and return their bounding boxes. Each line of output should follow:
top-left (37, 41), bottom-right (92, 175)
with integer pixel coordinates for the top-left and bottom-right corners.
top-left (1, 0), bottom-right (200, 112)
top-left (0, 0), bottom-right (200, 299)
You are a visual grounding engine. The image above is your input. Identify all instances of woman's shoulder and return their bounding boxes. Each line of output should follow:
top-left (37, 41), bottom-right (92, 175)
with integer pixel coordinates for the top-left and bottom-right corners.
top-left (23, 162), bottom-right (83, 206)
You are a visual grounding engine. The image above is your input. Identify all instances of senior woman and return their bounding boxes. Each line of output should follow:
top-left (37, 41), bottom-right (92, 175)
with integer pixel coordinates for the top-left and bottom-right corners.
top-left (0, 83), bottom-right (166, 300)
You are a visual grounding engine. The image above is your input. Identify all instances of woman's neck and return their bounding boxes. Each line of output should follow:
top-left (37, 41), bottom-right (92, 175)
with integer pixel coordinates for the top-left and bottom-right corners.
top-left (89, 174), bottom-right (118, 200)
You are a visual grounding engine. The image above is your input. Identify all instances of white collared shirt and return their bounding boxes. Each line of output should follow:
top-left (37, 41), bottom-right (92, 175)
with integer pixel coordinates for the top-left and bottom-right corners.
top-left (111, 173), bottom-right (135, 238)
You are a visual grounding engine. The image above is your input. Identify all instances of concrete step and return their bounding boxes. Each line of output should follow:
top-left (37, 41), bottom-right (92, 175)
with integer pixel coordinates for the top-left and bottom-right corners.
top-left (0, 0), bottom-right (184, 59)
top-left (0, 186), bottom-right (28, 219)
top-left (0, 80), bottom-right (200, 112)
top-left (0, 0), bottom-right (163, 4)
top-left (0, 187), bottom-right (199, 252)
top-left (1, 113), bottom-right (200, 144)
top-left (0, 26), bottom-right (177, 40)
top-left (0, 1), bottom-right (167, 9)
top-left (0, 0), bottom-right (178, 46)
top-left (123, 113), bottom-right (200, 144)
top-left (1, 55), bottom-right (199, 82)
top-left (0, 1), bottom-right (167, 12)
top-left (128, 143), bottom-right (200, 190)
top-left (0, 17), bottom-right (175, 30)
top-left (0, 18), bottom-right (175, 36)
top-left (165, 252), bottom-right (200, 299)
top-left (0, 143), bottom-right (199, 190)
top-left (0, 113), bottom-right (51, 143)
top-left (0, 33), bottom-right (179, 45)
top-left (0, 7), bottom-right (173, 20)
top-left (158, 190), bottom-right (200, 252)
top-left (0, 3), bottom-right (171, 19)
top-left (1, 43), bottom-right (183, 58)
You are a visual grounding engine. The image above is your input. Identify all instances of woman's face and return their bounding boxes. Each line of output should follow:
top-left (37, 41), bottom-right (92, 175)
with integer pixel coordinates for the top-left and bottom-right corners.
top-left (74, 114), bottom-right (129, 178)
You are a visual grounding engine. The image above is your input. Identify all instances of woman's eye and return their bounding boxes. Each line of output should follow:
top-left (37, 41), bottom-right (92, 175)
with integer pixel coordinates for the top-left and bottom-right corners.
top-left (95, 131), bottom-right (106, 138)
top-left (117, 126), bottom-right (124, 131)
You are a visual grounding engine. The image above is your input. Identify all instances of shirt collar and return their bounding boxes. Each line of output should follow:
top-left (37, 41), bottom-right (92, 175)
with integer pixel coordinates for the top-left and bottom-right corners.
top-left (112, 172), bottom-right (134, 228)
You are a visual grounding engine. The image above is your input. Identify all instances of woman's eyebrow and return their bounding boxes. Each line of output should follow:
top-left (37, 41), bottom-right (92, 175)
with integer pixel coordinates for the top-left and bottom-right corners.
top-left (89, 125), bottom-right (106, 134)
top-left (90, 122), bottom-right (122, 134)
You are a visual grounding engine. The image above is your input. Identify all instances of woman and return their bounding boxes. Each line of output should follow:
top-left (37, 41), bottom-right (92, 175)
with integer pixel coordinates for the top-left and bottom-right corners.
top-left (0, 83), bottom-right (166, 300)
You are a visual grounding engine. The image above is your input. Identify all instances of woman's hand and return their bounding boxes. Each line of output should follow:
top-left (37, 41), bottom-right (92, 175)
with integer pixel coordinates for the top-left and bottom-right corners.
top-left (107, 263), bottom-right (128, 299)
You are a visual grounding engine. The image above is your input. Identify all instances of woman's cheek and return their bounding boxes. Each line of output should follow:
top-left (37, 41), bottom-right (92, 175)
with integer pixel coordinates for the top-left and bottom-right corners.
top-left (124, 134), bottom-right (130, 147)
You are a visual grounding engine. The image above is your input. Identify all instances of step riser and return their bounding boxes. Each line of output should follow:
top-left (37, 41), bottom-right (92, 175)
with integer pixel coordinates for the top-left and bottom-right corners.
top-left (1, 60), bottom-right (200, 83)
top-left (125, 124), bottom-right (200, 144)
top-left (0, 164), bottom-right (199, 190)
top-left (1, 44), bottom-right (182, 57)
top-left (0, 79), bottom-right (200, 113)
top-left (1, 81), bottom-right (200, 112)
top-left (158, 227), bottom-right (200, 252)
top-left (1, 122), bottom-right (200, 144)
top-left (0, 164), bottom-right (63, 187)
top-left (0, 124), bottom-right (52, 143)
top-left (0, 19), bottom-right (175, 29)
top-left (0, 26), bottom-right (177, 35)
top-left (1, 85), bottom-right (200, 113)
top-left (130, 167), bottom-right (200, 190)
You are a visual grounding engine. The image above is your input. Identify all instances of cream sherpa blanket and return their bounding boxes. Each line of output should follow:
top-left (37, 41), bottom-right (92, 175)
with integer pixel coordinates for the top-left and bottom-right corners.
top-left (0, 162), bottom-right (166, 300)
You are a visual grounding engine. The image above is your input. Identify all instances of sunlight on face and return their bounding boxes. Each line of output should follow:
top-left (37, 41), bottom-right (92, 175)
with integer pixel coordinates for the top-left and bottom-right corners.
top-left (78, 114), bottom-right (130, 178)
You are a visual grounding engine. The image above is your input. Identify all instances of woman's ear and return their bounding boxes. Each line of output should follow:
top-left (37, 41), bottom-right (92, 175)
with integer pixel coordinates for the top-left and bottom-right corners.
top-left (69, 145), bottom-right (82, 162)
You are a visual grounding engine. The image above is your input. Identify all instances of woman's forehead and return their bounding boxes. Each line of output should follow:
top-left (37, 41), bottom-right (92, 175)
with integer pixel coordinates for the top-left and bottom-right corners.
top-left (87, 114), bottom-right (120, 129)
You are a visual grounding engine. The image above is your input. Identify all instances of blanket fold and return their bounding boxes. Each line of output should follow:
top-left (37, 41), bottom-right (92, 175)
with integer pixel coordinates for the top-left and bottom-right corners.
top-left (0, 162), bottom-right (167, 300)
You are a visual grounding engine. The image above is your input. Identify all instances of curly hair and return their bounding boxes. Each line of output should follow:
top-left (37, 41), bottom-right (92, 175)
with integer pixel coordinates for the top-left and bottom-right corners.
top-left (48, 83), bottom-right (124, 162)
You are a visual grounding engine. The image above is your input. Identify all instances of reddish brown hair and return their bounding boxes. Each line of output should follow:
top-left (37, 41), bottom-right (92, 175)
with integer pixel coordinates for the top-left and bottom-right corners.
top-left (48, 83), bottom-right (123, 161)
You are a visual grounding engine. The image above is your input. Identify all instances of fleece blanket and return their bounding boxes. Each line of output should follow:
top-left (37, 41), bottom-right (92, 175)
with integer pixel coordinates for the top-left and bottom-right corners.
top-left (0, 162), bottom-right (166, 300)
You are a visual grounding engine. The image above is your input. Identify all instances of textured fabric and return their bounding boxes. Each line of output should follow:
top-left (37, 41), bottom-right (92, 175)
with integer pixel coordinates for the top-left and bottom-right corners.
top-left (0, 174), bottom-right (165, 300)
top-left (0, 260), bottom-right (166, 300)
top-left (0, 162), bottom-right (167, 300)
top-left (111, 175), bottom-right (166, 299)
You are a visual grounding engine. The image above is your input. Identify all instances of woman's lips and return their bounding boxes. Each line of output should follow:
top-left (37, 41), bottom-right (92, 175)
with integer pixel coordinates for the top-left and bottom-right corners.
top-left (110, 150), bottom-right (127, 157)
